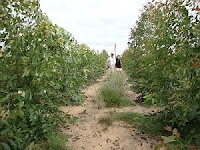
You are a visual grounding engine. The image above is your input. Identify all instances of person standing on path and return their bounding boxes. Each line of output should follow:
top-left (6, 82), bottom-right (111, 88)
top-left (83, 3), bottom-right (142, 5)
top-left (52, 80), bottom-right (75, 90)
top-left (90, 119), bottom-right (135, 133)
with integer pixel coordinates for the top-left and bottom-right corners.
top-left (106, 53), bottom-right (116, 73)
top-left (116, 55), bottom-right (122, 73)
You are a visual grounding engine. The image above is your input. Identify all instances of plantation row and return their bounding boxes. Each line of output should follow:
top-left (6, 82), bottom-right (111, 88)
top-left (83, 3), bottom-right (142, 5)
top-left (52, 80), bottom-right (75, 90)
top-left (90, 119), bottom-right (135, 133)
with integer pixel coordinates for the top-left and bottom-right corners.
top-left (0, 1), bottom-right (107, 149)
top-left (122, 0), bottom-right (200, 149)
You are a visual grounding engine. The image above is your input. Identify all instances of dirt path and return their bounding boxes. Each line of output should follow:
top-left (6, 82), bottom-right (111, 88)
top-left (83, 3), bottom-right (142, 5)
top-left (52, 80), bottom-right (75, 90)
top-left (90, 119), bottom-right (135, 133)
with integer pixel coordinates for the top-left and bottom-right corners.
top-left (61, 76), bottom-right (160, 150)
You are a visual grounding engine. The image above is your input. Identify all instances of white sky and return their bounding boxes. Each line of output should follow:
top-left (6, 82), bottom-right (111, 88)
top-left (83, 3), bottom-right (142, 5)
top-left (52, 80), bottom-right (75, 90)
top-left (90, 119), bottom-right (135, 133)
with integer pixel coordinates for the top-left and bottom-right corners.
top-left (40, 0), bottom-right (149, 54)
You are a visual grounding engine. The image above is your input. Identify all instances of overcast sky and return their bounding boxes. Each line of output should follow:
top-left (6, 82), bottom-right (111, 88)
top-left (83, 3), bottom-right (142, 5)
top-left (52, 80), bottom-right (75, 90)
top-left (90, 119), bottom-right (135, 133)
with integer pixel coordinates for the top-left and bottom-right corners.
top-left (40, 0), bottom-right (149, 54)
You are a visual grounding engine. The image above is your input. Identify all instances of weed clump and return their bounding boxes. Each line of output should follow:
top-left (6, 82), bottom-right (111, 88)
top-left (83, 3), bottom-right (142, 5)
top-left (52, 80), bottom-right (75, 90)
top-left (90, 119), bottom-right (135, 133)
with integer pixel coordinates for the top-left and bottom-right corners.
top-left (99, 72), bottom-right (133, 107)
top-left (33, 133), bottom-right (71, 150)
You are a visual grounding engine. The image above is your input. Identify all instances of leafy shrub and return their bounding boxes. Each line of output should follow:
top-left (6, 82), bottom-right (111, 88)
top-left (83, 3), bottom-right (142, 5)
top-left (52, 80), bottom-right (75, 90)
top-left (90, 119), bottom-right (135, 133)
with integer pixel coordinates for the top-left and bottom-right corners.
top-left (122, 0), bottom-right (200, 148)
top-left (0, 0), bottom-right (107, 149)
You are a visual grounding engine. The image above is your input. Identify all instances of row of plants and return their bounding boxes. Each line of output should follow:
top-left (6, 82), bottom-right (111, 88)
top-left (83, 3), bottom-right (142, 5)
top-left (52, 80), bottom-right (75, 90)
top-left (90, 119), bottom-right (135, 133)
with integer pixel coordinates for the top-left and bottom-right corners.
top-left (0, 0), bottom-right (107, 149)
top-left (122, 0), bottom-right (199, 149)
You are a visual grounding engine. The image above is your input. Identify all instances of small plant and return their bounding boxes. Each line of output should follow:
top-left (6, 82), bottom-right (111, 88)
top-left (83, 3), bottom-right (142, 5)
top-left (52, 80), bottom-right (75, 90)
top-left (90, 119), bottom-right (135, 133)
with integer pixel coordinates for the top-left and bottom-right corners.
top-left (99, 72), bottom-right (133, 107)
top-left (99, 112), bottom-right (164, 136)
top-left (99, 115), bottom-right (114, 126)
top-left (33, 133), bottom-right (71, 150)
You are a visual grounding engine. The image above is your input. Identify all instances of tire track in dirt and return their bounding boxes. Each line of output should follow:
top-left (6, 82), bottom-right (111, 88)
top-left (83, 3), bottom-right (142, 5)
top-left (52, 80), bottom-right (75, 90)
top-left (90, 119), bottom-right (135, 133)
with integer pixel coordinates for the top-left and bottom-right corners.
top-left (61, 75), bottom-right (160, 150)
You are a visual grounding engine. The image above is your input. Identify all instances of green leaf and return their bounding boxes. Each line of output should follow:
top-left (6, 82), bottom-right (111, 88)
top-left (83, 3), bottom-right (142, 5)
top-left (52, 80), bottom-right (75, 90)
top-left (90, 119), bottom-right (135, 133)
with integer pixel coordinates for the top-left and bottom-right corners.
top-left (28, 142), bottom-right (35, 150)
top-left (18, 110), bottom-right (24, 118)
top-left (19, 101), bottom-right (24, 109)
top-left (195, 136), bottom-right (200, 146)
top-left (22, 68), bottom-right (30, 77)
top-left (1, 143), bottom-right (11, 150)
top-left (195, 66), bottom-right (200, 72)
top-left (153, 143), bottom-right (164, 150)
top-left (161, 136), bottom-right (176, 144)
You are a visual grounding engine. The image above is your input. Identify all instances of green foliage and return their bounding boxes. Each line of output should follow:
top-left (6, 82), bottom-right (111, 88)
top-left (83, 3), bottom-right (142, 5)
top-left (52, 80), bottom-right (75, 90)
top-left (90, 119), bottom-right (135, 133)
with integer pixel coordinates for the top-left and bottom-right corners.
top-left (0, 0), bottom-right (107, 149)
top-left (100, 86), bottom-right (131, 107)
top-left (33, 133), bottom-right (71, 150)
top-left (99, 73), bottom-right (133, 107)
top-left (122, 0), bottom-right (200, 148)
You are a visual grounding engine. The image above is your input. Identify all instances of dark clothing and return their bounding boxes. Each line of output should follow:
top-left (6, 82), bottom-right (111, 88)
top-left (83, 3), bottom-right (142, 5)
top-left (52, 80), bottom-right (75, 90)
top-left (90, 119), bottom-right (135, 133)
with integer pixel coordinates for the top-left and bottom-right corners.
top-left (116, 58), bottom-right (121, 68)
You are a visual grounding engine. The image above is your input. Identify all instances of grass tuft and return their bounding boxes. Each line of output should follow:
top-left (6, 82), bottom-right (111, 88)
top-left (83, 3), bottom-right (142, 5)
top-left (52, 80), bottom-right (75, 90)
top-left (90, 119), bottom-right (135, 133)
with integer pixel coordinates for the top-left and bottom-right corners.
top-left (98, 72), bottom-right (133, 107)
top-left (33, 133), bottom-right (71, 150)
top-left (99, 116), bottom-right (114, 126)
top-left (99, 112), bottom-right (164, 136)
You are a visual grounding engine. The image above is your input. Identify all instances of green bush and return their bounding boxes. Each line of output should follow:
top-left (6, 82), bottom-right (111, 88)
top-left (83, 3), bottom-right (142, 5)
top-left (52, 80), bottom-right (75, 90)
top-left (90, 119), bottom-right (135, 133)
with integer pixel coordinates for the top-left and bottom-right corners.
top-left (122, 0), bottom-right (200, 148)
top-left (0, 1), bottom-right (107, 149)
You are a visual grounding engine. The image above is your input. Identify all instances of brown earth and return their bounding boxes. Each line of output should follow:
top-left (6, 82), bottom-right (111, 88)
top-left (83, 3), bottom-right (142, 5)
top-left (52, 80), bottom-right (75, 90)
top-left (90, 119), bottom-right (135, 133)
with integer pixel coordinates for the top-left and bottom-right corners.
top-left (61, 75), bottom-right (162, 150)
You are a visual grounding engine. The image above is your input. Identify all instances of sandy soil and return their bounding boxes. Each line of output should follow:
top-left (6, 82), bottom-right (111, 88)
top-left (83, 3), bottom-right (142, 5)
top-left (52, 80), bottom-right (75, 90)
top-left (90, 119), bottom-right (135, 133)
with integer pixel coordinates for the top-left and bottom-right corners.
top-left (61, 75), bottom-right (161, 150)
